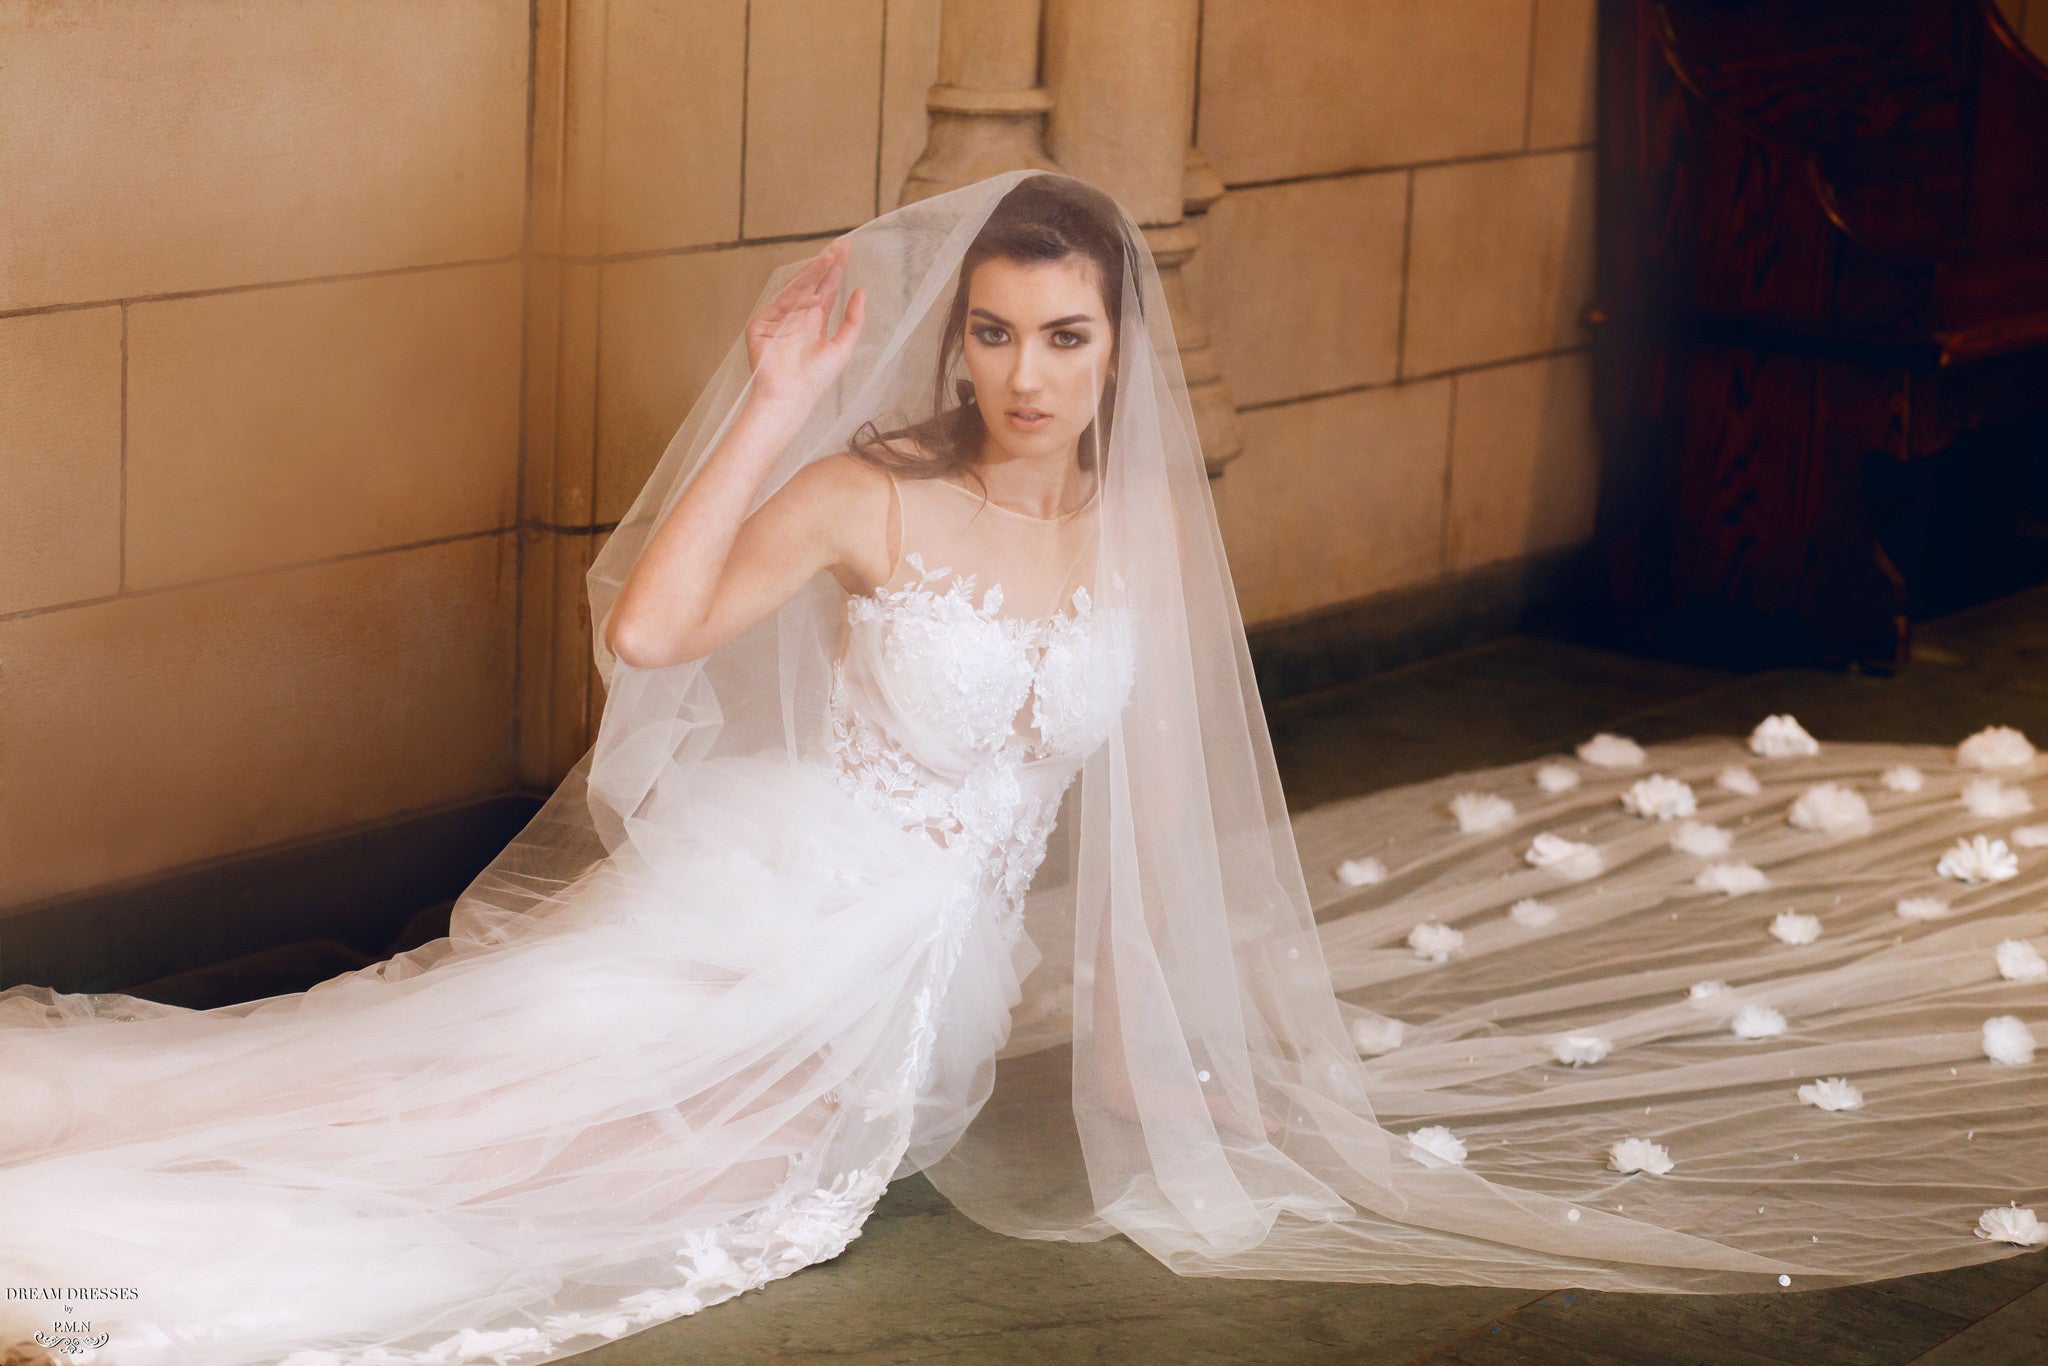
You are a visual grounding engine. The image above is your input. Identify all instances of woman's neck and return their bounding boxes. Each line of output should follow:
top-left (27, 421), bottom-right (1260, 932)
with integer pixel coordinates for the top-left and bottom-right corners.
top-left (968, 435), bottom-right (1091, 519)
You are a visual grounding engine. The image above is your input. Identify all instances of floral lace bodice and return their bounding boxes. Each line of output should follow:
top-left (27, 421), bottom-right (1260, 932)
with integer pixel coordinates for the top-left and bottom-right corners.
top-left (827, 551), bottom-right (1134, 939)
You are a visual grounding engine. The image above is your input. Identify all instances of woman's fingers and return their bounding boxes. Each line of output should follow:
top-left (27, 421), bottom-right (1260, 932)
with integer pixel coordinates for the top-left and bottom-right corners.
top-left (763, 249), bottom-right (832, 322)
top-left (827, 286), bottom-right (866, 361)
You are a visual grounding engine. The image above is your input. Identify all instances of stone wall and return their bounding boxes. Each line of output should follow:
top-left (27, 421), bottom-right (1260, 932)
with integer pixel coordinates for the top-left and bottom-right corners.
top-left (1, 2), bottom-right (530, 907)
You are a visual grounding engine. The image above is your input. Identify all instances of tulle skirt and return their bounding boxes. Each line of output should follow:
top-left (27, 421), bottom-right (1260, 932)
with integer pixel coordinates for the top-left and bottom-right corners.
top-left (0, 755), bottom-right (1022, 1366)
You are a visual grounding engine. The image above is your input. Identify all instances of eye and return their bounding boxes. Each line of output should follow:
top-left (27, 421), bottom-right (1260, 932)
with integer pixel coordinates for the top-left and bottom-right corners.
top-left (972, 324), bottom-right (1009, 346)
top-left (1053, 329), bottom-right (1088, 348)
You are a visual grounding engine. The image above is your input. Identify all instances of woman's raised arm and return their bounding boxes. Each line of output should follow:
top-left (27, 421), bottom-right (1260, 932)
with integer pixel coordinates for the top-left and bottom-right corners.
top-left (604, 239), bottom-right (873, 669)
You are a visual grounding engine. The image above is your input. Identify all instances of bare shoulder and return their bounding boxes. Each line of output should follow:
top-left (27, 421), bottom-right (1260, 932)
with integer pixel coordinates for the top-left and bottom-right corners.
top-left (777, 451), bottom-right (895, 592)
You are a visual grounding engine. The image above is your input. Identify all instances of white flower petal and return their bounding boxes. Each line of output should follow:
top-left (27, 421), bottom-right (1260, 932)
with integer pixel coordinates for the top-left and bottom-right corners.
top-left (1962, 777), bottom-right (2033, 820)
top-left (1408, 921), bottom-right (1465, 964)
top-left (1526, 832), bottom-right (1604, 880)
top-left (1671, 820), bottom-right (1733, 857)
top-left (1535, 761), bottom-right (1581, 793)
top-left (1554, 1034), bottom-right (1611, 1066)
top-left (1335, 856), bottom-right (1387, 887)
top-left (1718, 765), bottom-right (1762, 795)
top-left (1450, 790), bottom-right (1517, 834)
top-left (1687, 980), bottom-right (1728, 1003)
top-left (1937, 835), bottom-right (2020, 884)
top-left (1406, 1125), bottom-right (1467, 1167)
top-left (1957, 725), bottom-right (2037, 771)
top-left (1621, 774), bottom-right (1698, 821)
top-left (1787, 782), bottom-right (1872, 836)
top-left (1749, 714), bottom-right (1820, 758)
top-left (1983, 1015), bottom-right (2037, 1065)
top-left (1608, 1137), bottom-right (1674, 1175)
top-left (1694, 861), bottom-right (1769, 895)
top-left (1996, 939), bottom-right (2048, 984)
top-left (1797, 1077), bottom-right (1864, 1111)
top-left (1350, 1015), bottom-right (1405, 1055)
top-left (1975, 1206), bottom-right (2048, 1246)
top-left (1732, 1003), bottom-right (1788, 1039)
top-left (1881, 764), bottom-right (1926, 793)
top-left (1770, 911), bottom-right (1822, 946)
top-left (1577, 732), bottom-right (1646, 768)
top-left (1896, 896), bottom-right (1951, 922)
top-left (1509, 897), bottom-right (1559, 929)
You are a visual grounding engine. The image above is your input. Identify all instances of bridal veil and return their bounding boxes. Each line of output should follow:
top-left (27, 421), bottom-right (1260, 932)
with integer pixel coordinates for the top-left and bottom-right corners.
top-left (1, 169), bottom-right (2042, 1365)
top-left (574, 169), bottom-right (2046, 1292)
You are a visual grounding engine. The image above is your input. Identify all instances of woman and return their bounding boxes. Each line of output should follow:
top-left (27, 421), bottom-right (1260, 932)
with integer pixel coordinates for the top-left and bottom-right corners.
top-left (1, 170), bottom-right (2042, 1366)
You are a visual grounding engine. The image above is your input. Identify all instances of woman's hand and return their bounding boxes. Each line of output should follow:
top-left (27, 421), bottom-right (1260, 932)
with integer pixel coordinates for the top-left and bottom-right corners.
top-left (744, 236), bottom-right (868, 414)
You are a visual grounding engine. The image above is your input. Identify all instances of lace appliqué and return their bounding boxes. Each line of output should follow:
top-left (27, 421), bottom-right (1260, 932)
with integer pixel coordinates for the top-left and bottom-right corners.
top-left (271, 1168), bottom-right (896, 1366)
top-left (828, 553), bottom-right (1128, 939)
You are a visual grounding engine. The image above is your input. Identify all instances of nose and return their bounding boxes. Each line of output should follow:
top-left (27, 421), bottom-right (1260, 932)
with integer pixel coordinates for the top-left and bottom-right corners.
top-left (1009, 336), bottom-right (1045, 396)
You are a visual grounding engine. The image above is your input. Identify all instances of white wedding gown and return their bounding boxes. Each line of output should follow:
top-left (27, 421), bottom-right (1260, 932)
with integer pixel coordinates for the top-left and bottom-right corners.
top-left (0, 472), bottom-right (1129, 1365)
top-left (4, 460), bottom-right (2045, 1365)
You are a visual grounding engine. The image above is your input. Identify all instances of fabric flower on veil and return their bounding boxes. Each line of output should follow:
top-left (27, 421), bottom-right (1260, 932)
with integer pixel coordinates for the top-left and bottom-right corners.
top-left (1608, 1138), bottom-right (1674, 1175)
top-left (1976, 1206), bottom-right (2048, 1246)
top-left (1335, 856), bottom-right (1386, 887)
top-left (1408, 921), bottom-right (1465, 964)
top-left (1717, 765), bottom-right (1762, 795)
top-left (1670, 820), bottom-right (1731, 857)
top-left (1524, 833), bottom-right (1603, 880)
top-left (1576, 733), bottom-right (1645, 768)
top-left (1553, 1034), bottom-right (1611, 1066)
top-left (1694, 861), bottom-right (1769, 895)
top-left (1349, 1015), bottom-right (1405, 1055)
top-left (1769, 911), bottom-right (1821, 946)
top-left (1957, 724), bottom-right (2036, 771)
top-left (1938, 835), bottom-right (2019, 884)
top-left (1961, 777), bottom-right (2033, 820)
top-left (1406, 1126), bottom-right (1467, 1167)
top-left (1896, 896), bottom-right (1950, 922)
top-left (1797, 1077), bottom-right (1864, 1112)
top-left (1787, 783), bottom-right (1871, 836)
top-left (1731, 1004), bottom-right (1788, 1039)
top-left (1450, 791), bottom-right (1516, 834)
top-left (1621, 775), bottom-right (1695, 821)
top-left (1881, 764), bottom-right (1926, 793)
top-left (1983, 1016), bottom-right (2037, 1065)
top-left (1749, 714), bottom-right (1819, 758)
top-left (1996, 939), bottom-right (2048, 984)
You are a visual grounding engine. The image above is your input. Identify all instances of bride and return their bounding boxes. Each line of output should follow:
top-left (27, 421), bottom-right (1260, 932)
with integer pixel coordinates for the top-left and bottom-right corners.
top-left (2, 170), bottom-right (2043, 1366)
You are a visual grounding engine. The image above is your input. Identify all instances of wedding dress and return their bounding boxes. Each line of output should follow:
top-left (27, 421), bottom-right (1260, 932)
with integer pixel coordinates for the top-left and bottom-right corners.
top-left (1, 170), bottom-right (2041, 1366)
top-left (0, 470), bottom-right (1127, 1366)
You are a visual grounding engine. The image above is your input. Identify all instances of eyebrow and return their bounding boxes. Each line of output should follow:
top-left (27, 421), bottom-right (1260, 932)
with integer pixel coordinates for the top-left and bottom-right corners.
top-left (968, 307), bottom-right (1096, 330)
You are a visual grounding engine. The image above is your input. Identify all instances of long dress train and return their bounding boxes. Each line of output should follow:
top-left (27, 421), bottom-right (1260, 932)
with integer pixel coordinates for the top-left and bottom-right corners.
top-left (0, 470), bottom-right (1126, 1365)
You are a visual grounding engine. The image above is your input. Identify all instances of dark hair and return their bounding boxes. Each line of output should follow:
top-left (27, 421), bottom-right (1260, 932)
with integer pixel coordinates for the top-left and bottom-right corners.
top-left (848, 173), bottom-right (1138, 496)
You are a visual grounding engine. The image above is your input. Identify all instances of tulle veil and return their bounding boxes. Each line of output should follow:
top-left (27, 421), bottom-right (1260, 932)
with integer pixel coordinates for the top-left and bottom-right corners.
top-left (2, 169), bottom-right (2044, 1366)
top-left (520, 168), bottom-right (2048, 1291)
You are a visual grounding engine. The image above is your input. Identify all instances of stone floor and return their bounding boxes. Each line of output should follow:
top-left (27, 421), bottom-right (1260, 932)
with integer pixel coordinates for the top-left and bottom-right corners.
top-left (561, 581), bottom-right (2048, 1365)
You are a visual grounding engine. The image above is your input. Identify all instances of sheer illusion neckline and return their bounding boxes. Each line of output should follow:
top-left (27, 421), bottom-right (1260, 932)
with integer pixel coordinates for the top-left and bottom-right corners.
top-left (929, 471), bottom-right (1099, 523)
top-left (854, 561), bottom-right (1094, 636)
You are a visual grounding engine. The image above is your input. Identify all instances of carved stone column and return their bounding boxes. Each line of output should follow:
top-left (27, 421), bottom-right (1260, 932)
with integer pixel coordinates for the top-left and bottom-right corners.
top-left (1041, 0), bottom-right (1242, 475)
top-left (900, 0), bottom-right (1060, 204)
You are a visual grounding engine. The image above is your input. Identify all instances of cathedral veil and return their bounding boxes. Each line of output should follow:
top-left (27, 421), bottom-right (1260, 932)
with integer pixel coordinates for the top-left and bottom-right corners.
top-left (539, 169), bottom-right (2048, 1292)
top-left (2, 169), bottom-right (2043, 1366)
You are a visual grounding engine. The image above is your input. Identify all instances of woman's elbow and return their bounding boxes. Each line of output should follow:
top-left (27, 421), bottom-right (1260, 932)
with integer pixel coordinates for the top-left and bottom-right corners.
top-left (604, 613), bottom-right (657, 670)
top-left (604, 613), bottom-right (700, 670)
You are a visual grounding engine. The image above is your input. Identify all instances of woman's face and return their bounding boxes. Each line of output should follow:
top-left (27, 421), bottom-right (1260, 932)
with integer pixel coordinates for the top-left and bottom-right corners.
top-left (962, 254), bottom-right (1115, 465)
